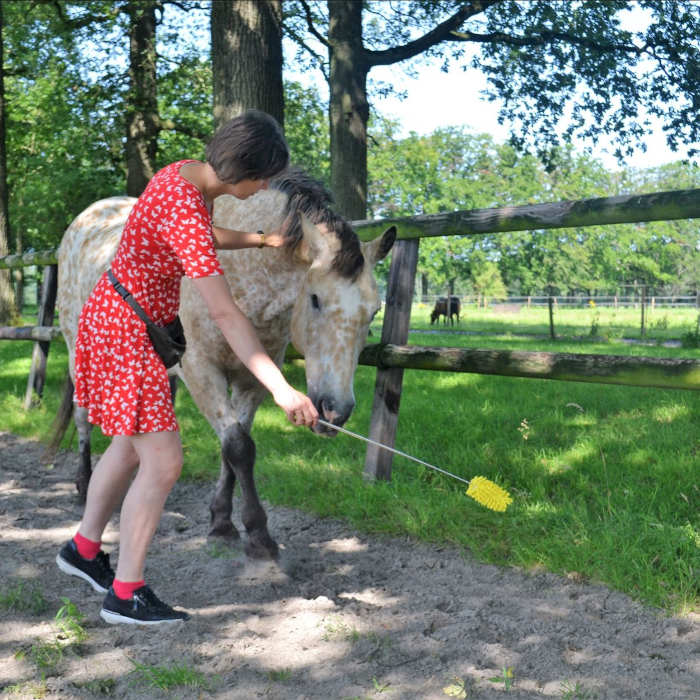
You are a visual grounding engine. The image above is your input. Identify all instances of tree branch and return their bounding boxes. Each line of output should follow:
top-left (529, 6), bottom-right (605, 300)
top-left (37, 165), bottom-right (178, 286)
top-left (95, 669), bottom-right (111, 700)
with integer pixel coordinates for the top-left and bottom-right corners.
top-left (364, 0), bottom-right (499, 68)
top-left (299, 0), bottom-right (330, 49)
top-left (447, 28), bottom-right (646, 57)
top-left (42, 0), bottom-right (111, 29)
top-left (154, 116), bottom-right (208, 141)
top-left (285, 24), bottom-right (329, 83)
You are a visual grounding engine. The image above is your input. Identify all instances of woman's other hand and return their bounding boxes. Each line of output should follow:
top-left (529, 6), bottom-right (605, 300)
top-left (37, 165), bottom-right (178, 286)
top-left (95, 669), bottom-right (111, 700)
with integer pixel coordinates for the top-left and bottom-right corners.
top-left (262, 230), bottom-right (286, 248)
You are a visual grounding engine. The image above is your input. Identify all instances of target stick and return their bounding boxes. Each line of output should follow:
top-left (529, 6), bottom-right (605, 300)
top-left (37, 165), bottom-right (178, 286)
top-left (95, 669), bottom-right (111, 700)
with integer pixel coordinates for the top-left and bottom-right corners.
top-left (317, 419), bottom-right (512, 512)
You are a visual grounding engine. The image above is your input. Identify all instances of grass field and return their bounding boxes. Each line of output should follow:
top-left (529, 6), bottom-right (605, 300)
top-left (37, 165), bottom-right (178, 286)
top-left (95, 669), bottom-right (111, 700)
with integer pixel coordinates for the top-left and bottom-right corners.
top-left (396, 301), bottom-right (700, 342)
top-left (1, 306), bottom-right (698, 614)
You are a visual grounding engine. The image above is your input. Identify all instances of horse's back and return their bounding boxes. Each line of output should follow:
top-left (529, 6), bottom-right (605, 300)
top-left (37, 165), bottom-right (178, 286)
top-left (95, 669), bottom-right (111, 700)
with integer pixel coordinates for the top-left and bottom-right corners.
top-left (58, 197), bottom-right (136, 371)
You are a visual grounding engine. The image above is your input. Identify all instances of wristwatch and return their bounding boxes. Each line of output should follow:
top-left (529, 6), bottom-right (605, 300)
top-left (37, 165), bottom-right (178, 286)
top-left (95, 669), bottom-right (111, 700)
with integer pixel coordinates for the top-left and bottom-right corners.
top-left (257, 230), bottom-right (265, 248)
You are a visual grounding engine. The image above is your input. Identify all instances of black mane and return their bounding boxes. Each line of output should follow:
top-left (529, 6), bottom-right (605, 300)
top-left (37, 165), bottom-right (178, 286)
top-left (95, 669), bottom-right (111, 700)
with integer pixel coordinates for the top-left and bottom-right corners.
top-left (270, 167), bottom-right (364, 280)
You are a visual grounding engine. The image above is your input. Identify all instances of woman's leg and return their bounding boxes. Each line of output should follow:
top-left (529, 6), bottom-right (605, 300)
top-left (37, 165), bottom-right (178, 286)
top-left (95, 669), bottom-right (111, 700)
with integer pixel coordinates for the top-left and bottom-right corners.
top-left (114, 430), bottom-right (183, 583)
top-left (78, 436), bottom-right (140, 542)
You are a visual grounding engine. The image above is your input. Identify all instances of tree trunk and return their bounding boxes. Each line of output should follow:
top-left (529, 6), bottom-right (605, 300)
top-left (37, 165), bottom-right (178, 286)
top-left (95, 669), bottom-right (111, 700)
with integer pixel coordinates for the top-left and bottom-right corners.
top-left (125, 0), bottom-right (159, 197)
top-left (0, 2), bottom-right (16, 323)
top-left (211, 0), bottom-right (284, 129)
top-left (328, 0), bottom-right (368, 219)
top-left (421, 273), bottom-right (428, 302)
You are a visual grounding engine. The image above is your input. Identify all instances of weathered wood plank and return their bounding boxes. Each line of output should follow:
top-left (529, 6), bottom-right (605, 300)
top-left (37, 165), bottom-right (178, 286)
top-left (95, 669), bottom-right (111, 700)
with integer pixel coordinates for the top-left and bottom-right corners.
top-left (357, 344), bottom-right (700, 392)
top-left (0, 249), bottom-right (59, 269)
top-left (0, 326), bottom-right (64, 341)
top-left (1, 188), bottom-right (697, 266)
top-left (352, 188), bottom-right (700, 241)
top-left (364, 239), bottom-right (419, 481)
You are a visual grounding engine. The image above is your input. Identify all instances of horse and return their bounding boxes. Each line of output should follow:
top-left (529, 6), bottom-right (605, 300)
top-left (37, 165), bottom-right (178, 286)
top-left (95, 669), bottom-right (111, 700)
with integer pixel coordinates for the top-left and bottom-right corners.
top-left (430, 296), bottom-right (461, 326)
top-left (53, 168), bottom-right (396, 559)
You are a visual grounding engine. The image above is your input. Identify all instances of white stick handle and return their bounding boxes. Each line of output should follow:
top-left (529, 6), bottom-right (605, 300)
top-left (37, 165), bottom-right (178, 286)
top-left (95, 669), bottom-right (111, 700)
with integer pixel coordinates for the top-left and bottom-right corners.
top-left (317, 418), bottom-right (471, 486)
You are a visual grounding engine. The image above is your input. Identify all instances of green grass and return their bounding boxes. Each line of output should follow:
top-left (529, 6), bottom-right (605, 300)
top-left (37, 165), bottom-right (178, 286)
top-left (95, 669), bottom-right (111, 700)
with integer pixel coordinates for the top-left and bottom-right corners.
top-left (129, 661), bottom-right (213, 691)
top-left (1, 308), bottom-right (698, 614)
top-left (397, 301), bottom-right (699, 342)
top-left (0, 580), bottom-right (49, 615)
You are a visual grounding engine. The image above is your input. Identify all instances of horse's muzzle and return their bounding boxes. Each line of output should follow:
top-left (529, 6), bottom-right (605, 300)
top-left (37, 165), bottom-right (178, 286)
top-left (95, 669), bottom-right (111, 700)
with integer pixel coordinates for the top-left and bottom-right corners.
top-left (311, 395), bottom-right (354, 435)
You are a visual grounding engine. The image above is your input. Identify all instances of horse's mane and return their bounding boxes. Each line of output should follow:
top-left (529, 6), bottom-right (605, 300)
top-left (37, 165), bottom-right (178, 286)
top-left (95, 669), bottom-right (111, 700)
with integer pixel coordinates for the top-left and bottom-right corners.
top-left (270, 167), bottom-right (364, 280)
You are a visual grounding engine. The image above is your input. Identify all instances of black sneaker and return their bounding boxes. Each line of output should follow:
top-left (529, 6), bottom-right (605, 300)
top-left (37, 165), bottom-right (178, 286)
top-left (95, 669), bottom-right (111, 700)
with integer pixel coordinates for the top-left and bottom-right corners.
top-left (100, 585), bottom-right (190, 625)
top-left (56, 539), bottom-right (115, 593)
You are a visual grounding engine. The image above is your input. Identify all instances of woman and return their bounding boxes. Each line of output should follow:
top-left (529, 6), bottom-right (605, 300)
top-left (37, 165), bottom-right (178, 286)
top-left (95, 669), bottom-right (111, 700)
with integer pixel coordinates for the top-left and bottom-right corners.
top-left (56, 110), bottom-right (317, 625)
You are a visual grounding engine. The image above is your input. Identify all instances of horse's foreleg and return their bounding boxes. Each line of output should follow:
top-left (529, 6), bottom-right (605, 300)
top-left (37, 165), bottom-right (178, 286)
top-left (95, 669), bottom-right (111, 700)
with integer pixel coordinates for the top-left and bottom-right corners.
top-left (75, 406), bottom-right (93, 502)
top-left (219, 423), bottom-right (278, 559)
top-left (208, 456), bottom-right (240, 540)
top-left (168, 375), bottom-right (178, 405)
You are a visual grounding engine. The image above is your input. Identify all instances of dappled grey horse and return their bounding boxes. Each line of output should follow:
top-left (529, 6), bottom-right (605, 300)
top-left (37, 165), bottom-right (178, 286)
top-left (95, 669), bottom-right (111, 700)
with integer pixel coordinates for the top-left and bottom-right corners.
top-left (55, 169), bottom-right (396, 558)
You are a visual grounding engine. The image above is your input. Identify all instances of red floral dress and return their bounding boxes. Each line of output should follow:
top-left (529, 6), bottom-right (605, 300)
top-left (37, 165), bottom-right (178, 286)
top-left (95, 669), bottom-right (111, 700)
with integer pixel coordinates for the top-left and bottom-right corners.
top-left (74, 161), bottom-right (224, 435)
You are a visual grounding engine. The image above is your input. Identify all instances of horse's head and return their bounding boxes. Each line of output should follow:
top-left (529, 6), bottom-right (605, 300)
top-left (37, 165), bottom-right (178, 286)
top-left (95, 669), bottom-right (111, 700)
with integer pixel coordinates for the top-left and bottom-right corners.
top-left (290, 215), bottom-right (396, 435)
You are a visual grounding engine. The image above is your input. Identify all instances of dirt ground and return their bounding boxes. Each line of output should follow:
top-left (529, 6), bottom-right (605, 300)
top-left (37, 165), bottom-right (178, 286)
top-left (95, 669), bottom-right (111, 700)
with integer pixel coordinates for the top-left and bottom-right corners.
top-left (1, 430), bottom-right (698, 699)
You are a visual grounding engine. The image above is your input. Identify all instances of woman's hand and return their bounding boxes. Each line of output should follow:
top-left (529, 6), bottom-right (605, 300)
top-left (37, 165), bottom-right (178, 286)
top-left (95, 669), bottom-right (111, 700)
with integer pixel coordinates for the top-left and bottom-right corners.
top-left (273, 384), bottom-right (318, 428)
top-left (262, 213), bottom-right (294, 248)
top-left (261, 230), bottom-right (286, 248)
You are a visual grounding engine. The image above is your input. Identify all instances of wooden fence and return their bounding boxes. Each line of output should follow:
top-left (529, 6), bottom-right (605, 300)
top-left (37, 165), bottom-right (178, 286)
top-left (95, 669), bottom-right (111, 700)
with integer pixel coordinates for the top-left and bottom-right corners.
top-left (1, 187), bottom-right (699, 478)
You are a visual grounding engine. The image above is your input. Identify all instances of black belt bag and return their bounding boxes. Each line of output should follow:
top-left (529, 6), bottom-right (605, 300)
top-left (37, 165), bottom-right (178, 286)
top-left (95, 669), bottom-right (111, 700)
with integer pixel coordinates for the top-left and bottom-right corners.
top-left (107, 270), bottom-right (186, 369)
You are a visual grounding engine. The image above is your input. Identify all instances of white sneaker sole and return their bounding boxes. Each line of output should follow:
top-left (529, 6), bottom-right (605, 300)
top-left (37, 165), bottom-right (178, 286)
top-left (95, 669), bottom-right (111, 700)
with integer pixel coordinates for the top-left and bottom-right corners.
top-left (99, 608), bottom-right (186, 625)
top-left (55, 554), bottom-right (109, 594)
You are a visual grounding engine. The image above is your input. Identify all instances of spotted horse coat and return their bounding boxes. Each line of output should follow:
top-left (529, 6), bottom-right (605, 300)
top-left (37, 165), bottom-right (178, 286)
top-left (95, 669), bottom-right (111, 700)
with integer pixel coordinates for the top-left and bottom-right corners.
top-left (56, 168), bottom-right (396, 559)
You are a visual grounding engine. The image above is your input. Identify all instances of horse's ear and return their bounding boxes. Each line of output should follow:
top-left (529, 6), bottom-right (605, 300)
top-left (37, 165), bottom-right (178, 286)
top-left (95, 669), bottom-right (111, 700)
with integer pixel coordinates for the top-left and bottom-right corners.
top-left (294, 213), bottom-right (331, 265)
top-left (361, 226), bottom-right (397, 266)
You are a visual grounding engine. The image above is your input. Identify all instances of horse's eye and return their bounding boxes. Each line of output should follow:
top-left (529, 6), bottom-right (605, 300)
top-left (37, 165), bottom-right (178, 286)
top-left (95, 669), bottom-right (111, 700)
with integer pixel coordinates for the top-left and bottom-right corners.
top-left (311, 294), bottom-right (321, 310)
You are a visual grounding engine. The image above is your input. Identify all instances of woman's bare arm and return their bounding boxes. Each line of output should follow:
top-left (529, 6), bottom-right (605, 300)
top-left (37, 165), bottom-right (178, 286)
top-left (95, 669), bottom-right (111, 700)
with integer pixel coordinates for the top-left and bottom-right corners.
top-left (211, 226), bottom-right (285, 250)
top-left (191, 274), bottom-right (317, 427)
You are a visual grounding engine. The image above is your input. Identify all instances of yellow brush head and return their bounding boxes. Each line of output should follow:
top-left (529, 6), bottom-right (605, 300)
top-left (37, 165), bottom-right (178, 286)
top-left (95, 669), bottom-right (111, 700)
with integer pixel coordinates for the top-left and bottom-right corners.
top-left (466, 476), bottom-right (513, 512)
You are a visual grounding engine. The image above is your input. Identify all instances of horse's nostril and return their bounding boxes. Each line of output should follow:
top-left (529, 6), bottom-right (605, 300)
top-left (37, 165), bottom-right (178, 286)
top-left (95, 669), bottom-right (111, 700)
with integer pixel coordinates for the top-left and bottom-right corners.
top-left (321, 399), bottom-right (338, 421)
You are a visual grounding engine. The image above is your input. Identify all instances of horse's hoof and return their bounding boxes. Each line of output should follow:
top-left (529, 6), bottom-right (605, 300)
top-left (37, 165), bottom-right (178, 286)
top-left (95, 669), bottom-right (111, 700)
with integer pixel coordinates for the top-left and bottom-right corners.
top-left (244, 535), bottom-right (279, 560)
top-left (208, 522), bottom-right (241, 540)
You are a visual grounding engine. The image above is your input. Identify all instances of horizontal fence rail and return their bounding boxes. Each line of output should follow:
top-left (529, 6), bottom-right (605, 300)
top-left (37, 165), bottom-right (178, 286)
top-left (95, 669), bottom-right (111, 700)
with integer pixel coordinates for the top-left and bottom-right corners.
top-left (13, 327), bottom-right (695, 392)
top-left (351, 187), bottom-right (700, 241)
top-left (3, 186), bottom-right (699, 261)
top-left (0, 326), bottom-right (64, 341)
top-left (0, 250), bottom-right (58, 269)
top-left (287, 344), bottom-right (700, 392)
top-left (416, 295), bottom-right (699, 307)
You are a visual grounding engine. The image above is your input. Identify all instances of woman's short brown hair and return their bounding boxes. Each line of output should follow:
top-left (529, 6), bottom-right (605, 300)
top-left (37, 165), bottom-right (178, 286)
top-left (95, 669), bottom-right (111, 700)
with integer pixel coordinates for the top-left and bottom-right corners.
top-left (206, 110), bottom-right (289, 184)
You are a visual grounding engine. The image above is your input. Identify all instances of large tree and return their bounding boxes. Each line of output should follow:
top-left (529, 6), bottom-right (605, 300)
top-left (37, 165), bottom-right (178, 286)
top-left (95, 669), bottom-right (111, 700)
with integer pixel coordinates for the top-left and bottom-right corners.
top-left (289, 0), bottom-right (699, 218)
top-left (0, 1), bottom-right (14, 323)
top-left (125, 0), bottom-right (160, 196)
top-left (211, 0), bottom-right (284, 127)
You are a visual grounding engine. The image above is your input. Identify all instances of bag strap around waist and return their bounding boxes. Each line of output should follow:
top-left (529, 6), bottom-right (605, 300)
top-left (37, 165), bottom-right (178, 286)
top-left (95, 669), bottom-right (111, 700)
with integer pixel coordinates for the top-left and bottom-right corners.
top-left (107, 269), bottom-right (154, 328)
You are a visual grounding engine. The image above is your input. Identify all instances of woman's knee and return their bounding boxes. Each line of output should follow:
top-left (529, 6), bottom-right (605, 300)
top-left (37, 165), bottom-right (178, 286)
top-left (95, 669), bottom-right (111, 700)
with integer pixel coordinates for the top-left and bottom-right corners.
top-left (131, 432), bottom-right (183, 486)
top-left (110, 436), bottom-right (140, 471)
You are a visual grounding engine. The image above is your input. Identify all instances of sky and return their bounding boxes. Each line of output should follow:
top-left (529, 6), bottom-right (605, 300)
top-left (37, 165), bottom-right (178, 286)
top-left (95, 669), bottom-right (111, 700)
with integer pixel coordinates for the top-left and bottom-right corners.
top-left (370, 59), bottom-right (692, 173)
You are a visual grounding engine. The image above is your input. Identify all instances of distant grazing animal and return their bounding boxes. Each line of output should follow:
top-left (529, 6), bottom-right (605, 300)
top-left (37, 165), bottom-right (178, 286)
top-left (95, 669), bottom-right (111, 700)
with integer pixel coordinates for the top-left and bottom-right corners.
top-left (430, 296), bottom-right (461, 326)
top-left (53, 168), bottom-right (396, 559)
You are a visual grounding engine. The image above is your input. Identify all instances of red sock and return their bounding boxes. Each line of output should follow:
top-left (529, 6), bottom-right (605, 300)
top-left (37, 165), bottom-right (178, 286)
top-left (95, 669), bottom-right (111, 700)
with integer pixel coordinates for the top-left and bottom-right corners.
top-left (113, 579), bottom-right (146, 600)
top-left (73, 532), bottom-right (101, 560)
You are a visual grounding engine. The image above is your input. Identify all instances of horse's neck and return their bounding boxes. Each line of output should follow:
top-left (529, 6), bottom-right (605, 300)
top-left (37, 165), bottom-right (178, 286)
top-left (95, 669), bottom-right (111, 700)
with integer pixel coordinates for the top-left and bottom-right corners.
top-left (218, 247), bottom-right (306, 323)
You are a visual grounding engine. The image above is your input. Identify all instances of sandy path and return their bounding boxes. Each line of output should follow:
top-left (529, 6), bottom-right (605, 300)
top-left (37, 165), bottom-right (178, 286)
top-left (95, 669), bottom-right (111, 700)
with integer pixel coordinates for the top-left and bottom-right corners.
top-left (0, 431), bottom-right (697, 699)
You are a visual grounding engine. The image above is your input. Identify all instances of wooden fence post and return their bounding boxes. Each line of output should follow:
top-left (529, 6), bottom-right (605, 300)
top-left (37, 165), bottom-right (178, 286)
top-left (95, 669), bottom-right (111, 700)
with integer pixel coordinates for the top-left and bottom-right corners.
top-left (548, 294), bottom-right (556, 340)
top-left (24, 264), bottom-right (57, 408)
top-left (363, 238), bottom-right (419, 481)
